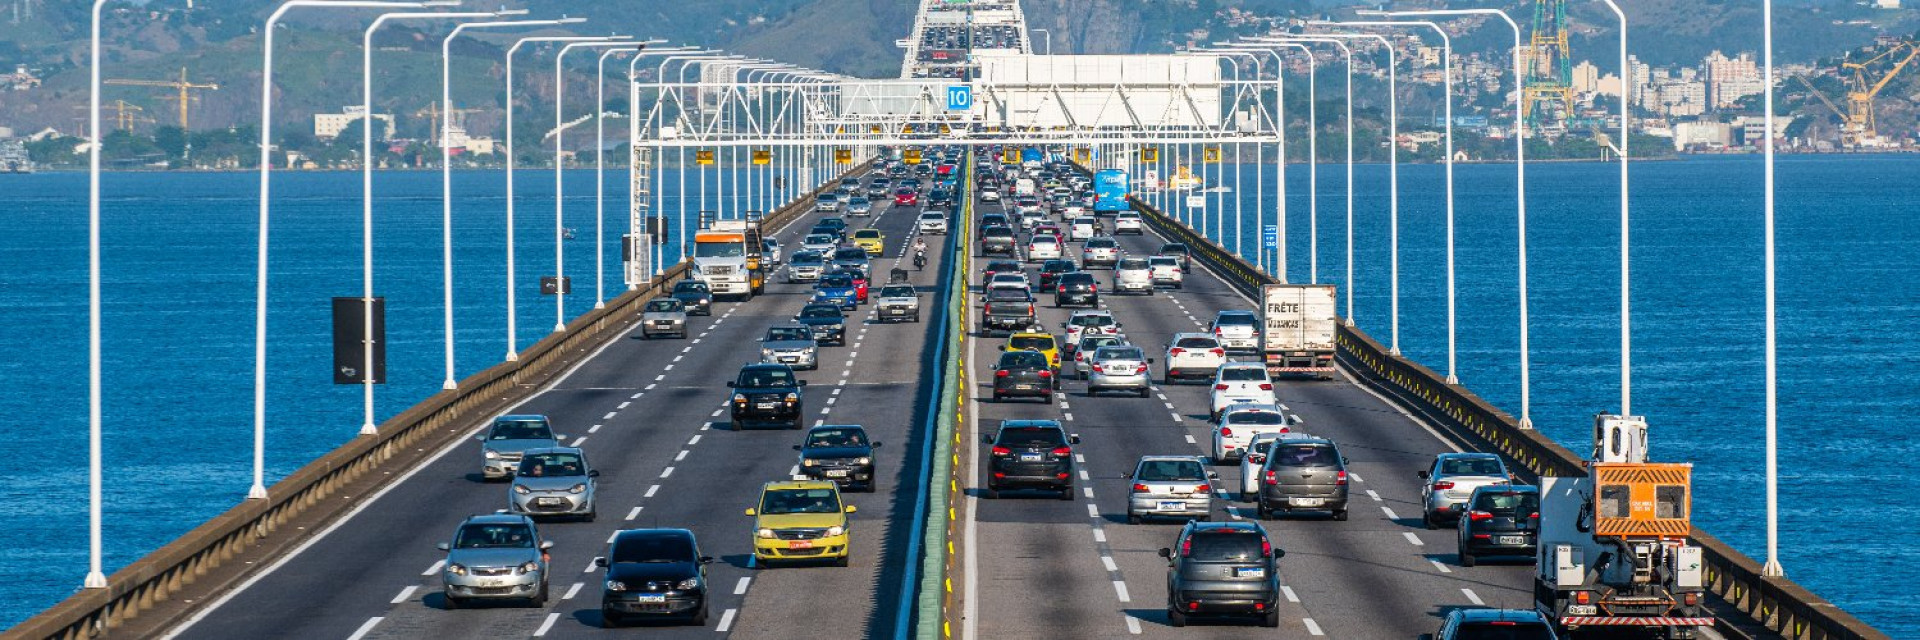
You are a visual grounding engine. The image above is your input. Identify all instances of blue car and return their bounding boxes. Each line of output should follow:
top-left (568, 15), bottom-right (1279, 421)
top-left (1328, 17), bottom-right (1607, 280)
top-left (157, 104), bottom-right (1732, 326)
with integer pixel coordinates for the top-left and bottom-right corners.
top-left (812, 274), bottom-right (859, 310)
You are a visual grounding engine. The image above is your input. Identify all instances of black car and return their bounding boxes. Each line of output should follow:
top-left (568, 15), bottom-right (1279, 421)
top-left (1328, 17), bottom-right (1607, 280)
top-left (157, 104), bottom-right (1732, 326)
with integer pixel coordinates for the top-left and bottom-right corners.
top-left (981, 259), bottom-right (1023, 286)
top-left (597, 528), bottom-right (713, 627)
top-left (728, 364), bottom-right (806, 430)
top-left (982, 287), bottom-right (1036, 336)
top-left (794, 303), bottom-right (848, 346)
top-left (1159, 242), bottom-right (1192, 271)
top-left (1054, 272), bottom-right (1100, 308)
top-left (808, 223), bottom-right (843, 243)
top-left (671, 280), bottom-right (714, 316)
top-left (1036, 259), bottom-right (1078, 289)
top-left (980, 226), bottom-right (1017, 256)
top-left (1456, 484), bottom-right (1540, 567)
top-left (990, 349), bottom-right (1054, 402)
top-left (981, 419), bottom-right (1078, 498)
top-left (1435, 608), bottom-right (1559, 640)
top-left (794, 424), bottom-right (882, 492)
top-left (816, 216), bottom-right (849, 237)
top-left (1159, 521), bottom-right (1283, 628)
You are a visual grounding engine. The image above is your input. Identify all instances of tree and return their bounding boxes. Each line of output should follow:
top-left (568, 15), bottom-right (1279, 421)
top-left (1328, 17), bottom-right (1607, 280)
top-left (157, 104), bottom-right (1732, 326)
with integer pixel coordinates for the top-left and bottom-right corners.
top-left (153, 126), bottom-right (189, 159)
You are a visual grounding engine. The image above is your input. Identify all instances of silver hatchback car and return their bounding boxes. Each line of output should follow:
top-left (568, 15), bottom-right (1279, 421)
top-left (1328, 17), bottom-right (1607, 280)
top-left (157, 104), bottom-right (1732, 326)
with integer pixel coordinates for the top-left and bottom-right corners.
top-left (1126, 455), bottom-right (1216, 524)
top-left (477, 415), bottom-right (564, 481)
top-left (760, 324), bottom-right (820, 370)
top-left (437, 513), bottom-right (552, 608)
top-left (508, 448), bottom-right (600, 521)
top-left (1086, 345), bottom-right (1154, 397)
top-left (640, 298), bottom-right (688, 339)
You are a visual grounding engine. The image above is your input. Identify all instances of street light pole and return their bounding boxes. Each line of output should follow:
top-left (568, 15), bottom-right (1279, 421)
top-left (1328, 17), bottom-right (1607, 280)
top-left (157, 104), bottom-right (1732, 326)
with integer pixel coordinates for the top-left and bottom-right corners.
top-left (1595, 0), bottom-right (1633, 419)
top-left (84, 0), bottom-right (108, 590)
top-left (1265, 36), bottom-right (1355, 322)
top-left (1762, 0), bottom-right (1784, 580)
top-left (1307, 31), bottom-right (1399, 353)
top-left (555, 39), bottom-right (638, 332)
top-left (595, 45), bottom-right (645, 310)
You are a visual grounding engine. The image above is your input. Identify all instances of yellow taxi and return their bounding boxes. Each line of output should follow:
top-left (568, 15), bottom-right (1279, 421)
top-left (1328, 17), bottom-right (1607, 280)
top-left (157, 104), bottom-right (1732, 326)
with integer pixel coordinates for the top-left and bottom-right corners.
top-left (1004, 332), bottom-right (1061, 370)
top-left (853, 229), bottom-right (886, 257)
top-left (746, 480), bottom-right (855, 566)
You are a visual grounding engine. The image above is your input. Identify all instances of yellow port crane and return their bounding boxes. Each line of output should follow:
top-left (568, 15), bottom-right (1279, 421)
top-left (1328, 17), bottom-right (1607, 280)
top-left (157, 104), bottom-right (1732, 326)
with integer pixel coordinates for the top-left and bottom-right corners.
top-left (1796, 42), bottom-right (1919, 147)
top-left (106, 67), bottom-right (219, 130)
top-left (73, 100), bottom-right (150, 133)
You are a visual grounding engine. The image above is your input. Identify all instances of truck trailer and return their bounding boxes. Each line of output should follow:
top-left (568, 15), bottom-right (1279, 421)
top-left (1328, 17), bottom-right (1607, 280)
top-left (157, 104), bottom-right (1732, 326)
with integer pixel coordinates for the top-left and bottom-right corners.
top-left (1260, 284), bottom-right (1337, 378)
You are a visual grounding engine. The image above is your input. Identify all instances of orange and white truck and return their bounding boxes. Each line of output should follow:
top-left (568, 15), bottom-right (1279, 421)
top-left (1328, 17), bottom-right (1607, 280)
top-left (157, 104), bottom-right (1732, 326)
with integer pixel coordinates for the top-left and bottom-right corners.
top-left (692, 216), bottom-right (765, 300)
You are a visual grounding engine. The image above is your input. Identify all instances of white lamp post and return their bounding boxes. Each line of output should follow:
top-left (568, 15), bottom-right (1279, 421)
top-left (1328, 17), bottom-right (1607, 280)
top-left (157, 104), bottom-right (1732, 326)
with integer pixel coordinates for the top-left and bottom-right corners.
top-left (593, 44), bottom-right (651, 309)
top-left (1762, 0), bottom-right (1783, 579)
top-left (1263, 36), bottom-right (1355, 322)
top-left (1305, 31), bottom-right (1399, 353)
top-left (554, 39), bottom-right (638, 332)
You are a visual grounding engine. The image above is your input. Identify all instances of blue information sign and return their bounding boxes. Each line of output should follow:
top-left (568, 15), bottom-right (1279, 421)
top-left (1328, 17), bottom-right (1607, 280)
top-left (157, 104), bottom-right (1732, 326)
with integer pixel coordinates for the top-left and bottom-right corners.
top-left (946, 85), bottom-right (973, 110)
top-left (1262, 225), bottom-right (1279, 249)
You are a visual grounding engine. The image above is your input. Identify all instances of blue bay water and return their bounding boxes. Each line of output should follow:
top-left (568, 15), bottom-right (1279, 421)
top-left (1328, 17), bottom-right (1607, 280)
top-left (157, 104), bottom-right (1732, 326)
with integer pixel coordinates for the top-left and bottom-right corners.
top-left (0, 157), bottom-right (1914, 634)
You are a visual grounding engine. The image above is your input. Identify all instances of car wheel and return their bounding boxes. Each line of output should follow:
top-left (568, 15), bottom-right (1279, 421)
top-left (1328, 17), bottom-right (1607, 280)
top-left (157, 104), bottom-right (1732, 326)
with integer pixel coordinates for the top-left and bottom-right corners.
top-left (691, 604), bottom-right (710, 626)
top-left (1058, 485), bottom-right (1075, 501)
top-left (445, 594), bottom-right (463, 610)
top-left (985, 485), bottom-right (1000, 499)
top-left (1460, 549), bottom-right (1477, 567)
top-left (791, 418), bottom-right (804, 430)
top-left (1423, 513), bottom-right (1437, 530)
top-left (1168, 609), bottom-right (1188, 628)
top-left (1333, 509), bottom-right (1349, 522)
top-left (1255, 504), bottom-right (1269, 520)
top-left (529, 581), bottom-right (548, 607)
top-left (601, 609), bottom-right (622, 628)
top-left (991, 392), bottom-right (1002, 402)
top-left (1261, 609), bottom-right (1281, 628)
top-left (584, 509), bottom-right (597, 523)
top-left (730, 419), bottom-right (742, 431)
top-left (1240, 491), bottom-right (1254, 503)
top-left (834, 555), bottom-right (850, 568)
top-left (1138, 388), bottom-right (1150, 398)
top-left (1127, 513), bottom-right (1141, 525)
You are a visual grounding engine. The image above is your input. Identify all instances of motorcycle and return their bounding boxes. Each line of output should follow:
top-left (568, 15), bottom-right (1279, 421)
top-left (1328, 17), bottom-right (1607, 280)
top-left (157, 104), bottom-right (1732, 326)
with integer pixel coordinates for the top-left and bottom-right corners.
top-left (913, 249), bottom-right (927, 270)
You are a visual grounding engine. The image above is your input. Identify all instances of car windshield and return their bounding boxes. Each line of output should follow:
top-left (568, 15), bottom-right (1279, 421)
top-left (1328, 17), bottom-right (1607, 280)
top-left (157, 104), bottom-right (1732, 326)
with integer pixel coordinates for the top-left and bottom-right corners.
top-left (1081, 337), bottom-right (1122, 350)
top-left (1009, 336), bottom-right (1055, 351)
top-left (1075, 218), bottom-right (1096, 226)
top-left (818, 194), bottom-right (839, 202)
top-left (820, 219), bottom-right (846, 229)
top-left (987, 288), bottom-right (1031, 302)
top-left (792, 253), bottom-right (824, 266)
top-left (920, 213), bottom-right (944, 220)
top-left (1186, 532), bottom-right (1266, 562)
top-left (1163, 244), bottom-right (1187, 253)
top-left (1175, 337), bottom-right (1217, 349)
top-left (1030, 236), bottom-right (1057, 245)
top-left (610, 534), bottom-right (696, 564)
top-left (760, 488), bottom-right (842, 515)
top-left (518, 452), bottom-right (585, 477)
top-left (1220, 367), bottom-right (1267, 382)
top-left (1135, 459), bottom-right (1205, 482)
top-left (1474, 491), bottom-right (1541, 514)
top-left (805, 234), bottom-right (835, 245)
top-left (1043, 261), bottom-right (1073, 272)
top-left (1442, 458), bottom-right (1507, 476)
top-left (763, 239), bottom-right (779, 249)
top-left (767, 327), bottom-right (812, 342)
top-left (806, 428), bottom-right (869, 448)
top-left (1217, 312), bottom-right (1257, 326)
top-left (880, 286), bottom-right (915, 297)
top-left (855, 230), bottom-right (881, 239)
top-left (1228, 411), bottom-right (1286, 426)
top-left (849, 198), bottom-right (869, 206)
top-left (1118, 258), bottom-right (1149, 270)
top-left (1000, 352), bottom-right (1048, 368)
top-left (1061, 274), bottom-right (1095, 285)
top-left (1150, 257), bottom-right (1178, 267)
top-left (1272, 444), bottom-right (1338, 467)
top-left (645, 300), bottom-right (680, 313)
top-left (988, 261), bottom-right (1020, 272)
top-left (1094, 347), bottom-right (1144, 361)
top-left (674, 282), bottom-right (710, 294)
top-left (998, 426), bottom-right (1065, 447)
top-left (1071, 315), bottom-right (1115, 327)
top-left (834, 248), bottom-right (869, 261)
top-left (489, 420), bottom-right (552, 441)
top-left (1454, 621), bottom-right (1556, 640)
top-left (737, 368), bottom-right (796, 388)
top-left (820, 275), bottom-right (854, 288)
top-left (984, 228), bottom-right (1014, 238)
top-left (1087, 239), bottom-right (1116, 248)
top-left (799, 305), bottom-right (842, 319)
top-left (693, 243), bottom-right (745, 258)
top-left (454, 523), bottom-right (536, 549)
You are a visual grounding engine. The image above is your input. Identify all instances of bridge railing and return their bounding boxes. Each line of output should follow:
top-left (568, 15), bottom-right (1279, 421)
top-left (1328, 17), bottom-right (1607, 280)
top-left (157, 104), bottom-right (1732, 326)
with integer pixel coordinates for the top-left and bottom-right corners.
top-left (1120, 193), bottom-right (1887, 640)
top-left (6, 161), bottom-right (870, 640)
top-left (913, 153), bottom-right (973, 640)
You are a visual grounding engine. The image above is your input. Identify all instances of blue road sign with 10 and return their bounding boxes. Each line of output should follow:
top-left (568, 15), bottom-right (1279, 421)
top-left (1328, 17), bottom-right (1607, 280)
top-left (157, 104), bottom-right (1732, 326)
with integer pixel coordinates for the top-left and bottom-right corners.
top-left (947, 85), bottom-right (973, 110)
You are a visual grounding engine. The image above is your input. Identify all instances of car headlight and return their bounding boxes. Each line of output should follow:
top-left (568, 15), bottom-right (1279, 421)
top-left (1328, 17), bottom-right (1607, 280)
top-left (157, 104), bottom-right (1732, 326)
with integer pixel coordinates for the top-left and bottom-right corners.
top-left (825, 526), bottom-right (845, 537)
top-left (733, 393), bottom-right (748, 404)
top-left (569, 483), bottom-right (587, 494)
top-left (605, 580), bottom-right (626, 592)
top-left (517, 561), bottom-right (540, 575)
top-left (756, 528), bottom-right (777, 539)
top-left (483, 449), bottom-right (499, 460)
top-left (513, 484), bottom-right (531, 495)
top-left (803, 458), bottom-right (818, 467)
top-left (446, 563), bottom-right (468, 576)
top-left (761, 348), bottom-right (776, 358)
top-left (856, 457), bottom-right (871, 465)
top-left (784, 392), bottom-right (799, 403)
top-left (677, 578), bottom-right (701, 590)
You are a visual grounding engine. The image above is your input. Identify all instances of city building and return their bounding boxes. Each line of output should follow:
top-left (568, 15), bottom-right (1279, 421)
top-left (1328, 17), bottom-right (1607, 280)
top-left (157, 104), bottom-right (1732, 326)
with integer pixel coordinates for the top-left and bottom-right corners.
top-left (1704, 50), bottom-right (1764, 109)
top-left (314, 106), bottom-right (393, 141)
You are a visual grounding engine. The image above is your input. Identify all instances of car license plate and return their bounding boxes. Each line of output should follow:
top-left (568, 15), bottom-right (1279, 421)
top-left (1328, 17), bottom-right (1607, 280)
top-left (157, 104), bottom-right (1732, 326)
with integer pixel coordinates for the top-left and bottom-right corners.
top-left (788, 540), bottom-right (814, 550)
top-left (1566, 604), bottom-right (1598, 616)
top-left (537, 497), bottom-right (565, 506)
top-left (1290, 498), bottom-right (1324, 507)
top-left (1158, 501), bottom-right (1185, 511)
top-left (1014, 384), bottom-right (1033, 390)
top-left (1019, 453), bottom-right (1042, 462)
top-left (1235, 567), bottom-right (1266, 578)
top-left (781, 357), bottom-right (798, 363)
top-left (756, 402), bottom-right (776, 410)
top-left (1498, 535), bottom-right (1528, 546)
top-left (637, 594), bottom-right (667, 603)
top-left (825, 469), bottom-right (849, 478)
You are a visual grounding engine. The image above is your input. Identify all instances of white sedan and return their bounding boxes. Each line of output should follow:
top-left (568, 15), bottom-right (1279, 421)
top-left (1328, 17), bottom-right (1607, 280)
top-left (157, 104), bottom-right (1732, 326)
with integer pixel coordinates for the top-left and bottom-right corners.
top-left (1026, 236), bottom-right (1062, 262)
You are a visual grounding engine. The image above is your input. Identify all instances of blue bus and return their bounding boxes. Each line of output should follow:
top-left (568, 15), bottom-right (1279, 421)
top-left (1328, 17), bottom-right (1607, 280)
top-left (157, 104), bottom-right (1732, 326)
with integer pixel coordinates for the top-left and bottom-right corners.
top-left (1093, 169), bottom-right (1131, 213)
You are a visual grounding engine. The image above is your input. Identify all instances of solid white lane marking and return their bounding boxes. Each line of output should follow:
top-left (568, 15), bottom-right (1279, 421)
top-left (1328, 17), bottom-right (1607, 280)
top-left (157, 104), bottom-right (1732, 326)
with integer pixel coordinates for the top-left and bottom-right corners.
top-left (346, 617), bottom-right (382, 640)
top-left (626, 506), bottom-right (643, 520)
top-left (645, 485), bottom-right (660, 498)
top-left (602, 412), bottom-right (618, 420)
top-left (1112, 580), bottom-right (1131, 602)
top-left (660, 467), bottom-right (674, 478)
top-left (1303, 618), bottom-right (1325, 636)
top-left (1086, 503), bottom-right (1099, 518)
top-left (1102, 556), bottom-right (1119, 572)
top-left (1382, 507), bottom-right (1399, 521)
top-left (689, 435), bottom-right (702, 446)
top-left (1366, 489), bottom-right (1382, 502)
top-left (717, 608), bottom-right (738, 632)
top-left (1462, 588), bottom-right (1485, 605)
top-left (569, 437), bottom-right (587, 447)
top-left (422, 560), bottom-right (444, 576)
top-left (1403, 532), bottom-right (1425, 546)
top-left (675, 450), bottom-right (689, 461)
top-left (390, 586), bottom-right (416, 604)
top-left (563, 582), bottom-right (584, 600)
top-left (1430, 559), bottom-right (1454, 574)
top-left (1282, 585), bottom-right (1300, 602)
top-left (734, 576), bottom-right (752, 595)
top-left (533, 612), bottom-right (560, 636)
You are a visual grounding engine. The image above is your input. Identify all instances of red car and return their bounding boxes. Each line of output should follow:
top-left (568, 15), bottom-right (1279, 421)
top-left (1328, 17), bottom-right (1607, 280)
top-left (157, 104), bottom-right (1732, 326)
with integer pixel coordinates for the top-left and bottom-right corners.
top-left (893, 188), bottom-right (920, 206)
top-left (843, 269), bottom-right (871, 303)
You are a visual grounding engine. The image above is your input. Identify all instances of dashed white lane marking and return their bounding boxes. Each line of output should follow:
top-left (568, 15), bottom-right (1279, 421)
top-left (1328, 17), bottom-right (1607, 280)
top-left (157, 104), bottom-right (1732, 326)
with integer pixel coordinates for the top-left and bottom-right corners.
top-left (814, 419), bottom-right (826, 427)
top-left (1382, 507), bottom-right (1400, 521)
top-left (660, 467), bottom-right (675, 478)
top-left (631, 392), bottom-right (644, 399)
top-left (821, 407), bottom-right (832, 415)
top-left (1101, 556), bottom-right (1119, 572)
top-left (1112, 580), bottom-right (1131, 602)
top-left (1078, 469), bottom-right (1090, 480)
top-left (602, 412), bottom-right (618, 420)
top-left (1063, 412), bottom-right (1074, 421)
top-left (617, 401), bottom-right (631, 410)
top-left (841, 369), bottom-right (853, 377)
top-left (563, 582), bottom-right (584, 600)
top-left (645, 383), bottom-right (657, 390)
top-left (1093, 528), bottom-right (1107, 543)
top-left (1075, 454), bottom-right (1086, 464)
top-left (673, 355), bottom-right (685, 363)
top-left (1303, 617), bottom-right (1325, 636)
top-left (1350, 472), bottom-right (1365, 483)
top-left (1462, 588), bottom-right (1485, 605)
top-left (1059, 400), bottom-right (1071, 409)
top-left (832, 388), bottom-right (843, 396)
top-left (1161, 401), bottom-right (1176, 410)
top-left (422, 560), bottom-right (444, 576)
top-left (734, 576), bottom-right (752, 595)
top-left (390, 586), bottom-right (416, 604)
top-left (681, 346), bottom-right (693, 353)
top-left (710, 409), bottom-right (724, 418)
top-left (1085, 503), bottom-right (1100, 518)
top-left (849, 351), bottom-right (860, 358)
top-left (581, 559), bottom-right (597, 573)
top-left (675, 450), bottom-right (689, 461)
top-left (1170, 413), bottom-right (1183, 422)
top-left (569, 437), bottom-right (587, 447)
top-left (665, 364), bottom-right (675, 371)
top-left (689, 435), bottom-right (702, 446)
top-left (838, 379), bottom-right (850, 386)
top-left (588, 424), bottom-right (602, 434)
top-left (854, 342), bottom-right (862, 348)
top-left (1403, 532), bottom-right (1425, 546)
top-left (827, 397), bottom-right (839, 405)
top-left (1282, 585), bottom-right (1300, 602)
top-left (1366, 489), bottom-right (1382, 502)
top-left (1430, 559), bottom-right (1454, 574)
top-left (533, 612), bottom-right (561, 636)
top-left (655, 374), bottom-right (666, 381)
top-left (1125, 615), bottom-right (1142, 634)
top-left (1184, 434), bottom-right (1196, 444)
top-left (1083, 487), bottom-right (1095, 498)
top-left (626, 506), bottom-right (643, 520)
top-left (1227, 507), bottom-right (1244, 520)
top-left (346, 617), bottom-right (382, 640)
top-left (645, 485), bottom-right (660, 498)
top-left (717, 608), bottom-right (738, 632)
top-left (790, 465), bottom-right (801, 476)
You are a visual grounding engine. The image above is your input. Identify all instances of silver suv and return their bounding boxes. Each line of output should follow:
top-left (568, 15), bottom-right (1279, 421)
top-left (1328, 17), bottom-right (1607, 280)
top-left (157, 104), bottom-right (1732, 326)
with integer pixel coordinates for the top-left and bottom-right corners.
top-left (1113, 257), bottom-right (1154, 295)
top-left (508, 447), bottom-right (600, 521)
top-left (437, 514), bottom-right (552, 608)
top-left (1253, 435), bottom-right (1349, 521)
top-left (477, 415), bottom-right (564, 481)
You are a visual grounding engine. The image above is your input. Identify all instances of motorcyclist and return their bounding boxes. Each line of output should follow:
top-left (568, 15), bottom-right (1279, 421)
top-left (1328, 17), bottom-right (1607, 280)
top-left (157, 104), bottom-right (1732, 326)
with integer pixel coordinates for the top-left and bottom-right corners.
top-left (912, 238), bottom-right (928, 270)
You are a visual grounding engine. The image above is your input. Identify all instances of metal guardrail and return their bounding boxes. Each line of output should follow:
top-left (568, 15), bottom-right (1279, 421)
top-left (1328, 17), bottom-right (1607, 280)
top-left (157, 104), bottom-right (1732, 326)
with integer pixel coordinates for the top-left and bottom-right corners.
top-left (1123, 194), bottom-right (1888, 640)
top-left (5, 162), bottom-right (869, 640)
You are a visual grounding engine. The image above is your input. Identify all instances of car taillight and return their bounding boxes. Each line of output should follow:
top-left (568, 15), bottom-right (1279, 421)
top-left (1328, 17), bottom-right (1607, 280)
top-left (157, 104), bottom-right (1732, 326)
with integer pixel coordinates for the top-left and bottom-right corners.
top-left (1469, 510), bottom-right (1493, 522)
top-left (1133, 483), bottom-right (1150, 493)
top-left (1038, 370), bottom-right (1052, 378)
top-left (1264, 469), bottom-right (1278, 485)
top-left (1335, 470), bottom-right (1349, 486)
top-left (1051, 447), bottom-right (1072, 457)
top-left (1529, 512), bottom-right (1540, 520)
top-left (1219, 427), bottom-right (1233, 437)
top-left (995, 370), bottom-right (1010, 378)
top-left (1169, 348), bottom-right (1184, 356)
top-left (1058, 285), bottom-right (1066, 293)
top-left (983, 303), bottom-right (992, 314)
top-left (1261, 539), bottom-right (1272, 556)
top-left (1192, 485), bottom-right (1210, 494)
top-left (1574, 592), bottom-right (1591, 605)
top-left (1259, 383), bottom-right (1273, 391)
top-left (1433, 481), bottom-right (1455, 490)
top-left (1180, 538), bottom-right (1192, 557)
top-left (1248, 454), bottom-right (1265, 465)
top-left (1214, 384), bottom-right (1229, 390)
top-left (1027, 304), bottom-right (1034, 315)
top-left (991, 446), bottom-right (1011, 456)
top-left (1210, 348), bottom-right (1224, 356)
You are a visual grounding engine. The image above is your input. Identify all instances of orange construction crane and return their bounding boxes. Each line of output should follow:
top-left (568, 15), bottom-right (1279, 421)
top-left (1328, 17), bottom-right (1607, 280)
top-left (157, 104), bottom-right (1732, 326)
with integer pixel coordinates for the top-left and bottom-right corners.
top-left (106, 67), bottom-right (219, 130)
